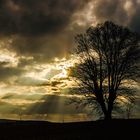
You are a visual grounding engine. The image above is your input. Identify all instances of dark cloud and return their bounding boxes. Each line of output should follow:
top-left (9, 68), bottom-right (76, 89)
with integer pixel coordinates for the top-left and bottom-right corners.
top-left (129, 4), bottom-right (140, 33)
top-left (91, 0), bottom-right (140, 33)
top-left (51, 81), bottom-right (64, 87)
top-left (15, 77), bottom-right (48, 86)
top-left (93, 0), bottom-right (127, 24)
top-left (4, 33), bottom-right (73, 63)
top-left (0, 0), bottom-right (140, 82)
top-left (0, 61), bottom-right (10, 67)
top-left (17, 57), bottom-right (35, 68)
top-left (0, 62), bottom-right (24, 81)
top-left (0, 0), bottom-right (89, 36)
top-left (2, 0), bottom-right (140, 63)
top-left (0, 0), bottom-right (89, 62)
top-left (0, 0), bottom-right (90, 62)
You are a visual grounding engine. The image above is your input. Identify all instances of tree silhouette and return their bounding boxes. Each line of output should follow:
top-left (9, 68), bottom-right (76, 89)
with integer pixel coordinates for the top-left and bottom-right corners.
top-left (70, 21), bottom-right (140, 119)
top-left (125, 97), bottom-right (135, 119)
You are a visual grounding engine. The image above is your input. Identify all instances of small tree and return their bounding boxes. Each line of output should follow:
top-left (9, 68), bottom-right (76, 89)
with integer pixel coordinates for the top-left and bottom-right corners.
top-left (70, 21), bottom-right (140, 120)
top-left (125, 98), bottom-right (135, 119)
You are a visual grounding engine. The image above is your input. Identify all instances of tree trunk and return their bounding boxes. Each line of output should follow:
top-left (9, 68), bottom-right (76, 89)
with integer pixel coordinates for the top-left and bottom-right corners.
top-left (99, 101), bottom-right (108, 120)
top-left (105, 90), bottom-right (116, 120)
top-left (104, 111), bottom-right (112, 120)
top-left (99, 102), bottom-right (113, 120)
top-left (104, 100), bottom-right (114, 120)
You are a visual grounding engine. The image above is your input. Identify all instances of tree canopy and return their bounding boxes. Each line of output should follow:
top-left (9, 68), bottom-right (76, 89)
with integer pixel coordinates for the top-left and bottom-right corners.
top-left (69, 21), bottom-right (140, 119)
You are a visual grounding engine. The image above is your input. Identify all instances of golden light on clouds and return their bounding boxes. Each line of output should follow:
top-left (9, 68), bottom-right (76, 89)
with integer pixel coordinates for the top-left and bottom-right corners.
top-left (53, 57), bottom-right (75, 79)
top-left (0, 0), bottom-right (139, 121)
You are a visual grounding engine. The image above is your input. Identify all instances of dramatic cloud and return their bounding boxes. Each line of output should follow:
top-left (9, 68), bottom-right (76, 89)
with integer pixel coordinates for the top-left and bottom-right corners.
top-left (89, 0), bottom-right (140, 32)
top-left (0, 61), bottom-right (24, 82)
top-left (129, 1), bottom-right (140, 33)
top-left (0, 0), bottom-right (140, 121)
top-left (1, 0), bottom-right (140, 63)
top-left (0, 0), bottom-right (89, 36)
top-left (0, 0), bottom-right (90, 62)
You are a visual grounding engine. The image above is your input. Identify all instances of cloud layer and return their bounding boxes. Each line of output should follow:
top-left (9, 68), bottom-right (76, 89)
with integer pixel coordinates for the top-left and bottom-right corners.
top-left (0, 0), bottom-right (140, 83)
top-left (92, 0), bottom-right (140, 32)
top-left (0, 0), bottom-right (89, 36)
top-left (0, 0), bottom-right (140, 64)
top-left (0, 0), bottom-right (140, 120)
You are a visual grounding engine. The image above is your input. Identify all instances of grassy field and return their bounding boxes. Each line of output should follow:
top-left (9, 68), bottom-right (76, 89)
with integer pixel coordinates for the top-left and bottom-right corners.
top-left (0, 119), bottom-right (139, 140)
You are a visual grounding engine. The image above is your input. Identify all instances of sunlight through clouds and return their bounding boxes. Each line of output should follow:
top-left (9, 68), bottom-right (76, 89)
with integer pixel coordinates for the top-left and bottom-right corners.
top-left (0, 0), bottom-right (139, 121)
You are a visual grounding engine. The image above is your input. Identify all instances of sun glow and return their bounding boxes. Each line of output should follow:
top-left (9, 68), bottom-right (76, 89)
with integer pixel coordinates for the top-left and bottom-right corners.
top-left (56, 69), bottom-right (68, 78)
top-left (53, 56), bottom-right (76, 79)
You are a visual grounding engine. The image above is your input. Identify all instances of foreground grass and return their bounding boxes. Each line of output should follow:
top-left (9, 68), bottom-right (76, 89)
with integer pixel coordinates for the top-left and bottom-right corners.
top-left (0, 119), bottom-right (139, 140)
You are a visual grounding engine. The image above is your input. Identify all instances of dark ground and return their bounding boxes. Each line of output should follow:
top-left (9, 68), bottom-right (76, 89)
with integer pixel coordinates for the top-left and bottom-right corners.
top-left (0, 119), bottom-right (139, 140)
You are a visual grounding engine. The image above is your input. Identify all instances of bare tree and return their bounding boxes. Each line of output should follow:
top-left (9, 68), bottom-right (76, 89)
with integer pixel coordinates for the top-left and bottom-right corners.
top-left (69, 21), bottom-right (140, 120)
top-left (125, 98), bottom-right (135, 119)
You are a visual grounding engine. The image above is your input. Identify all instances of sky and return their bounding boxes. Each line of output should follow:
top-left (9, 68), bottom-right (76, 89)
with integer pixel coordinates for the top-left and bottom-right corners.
top-left (0, 0), bottom-right (140, 122)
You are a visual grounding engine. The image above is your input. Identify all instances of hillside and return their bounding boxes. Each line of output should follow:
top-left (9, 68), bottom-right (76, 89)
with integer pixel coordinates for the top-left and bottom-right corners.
top-left (0, 119), bottom-right (139, 140)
